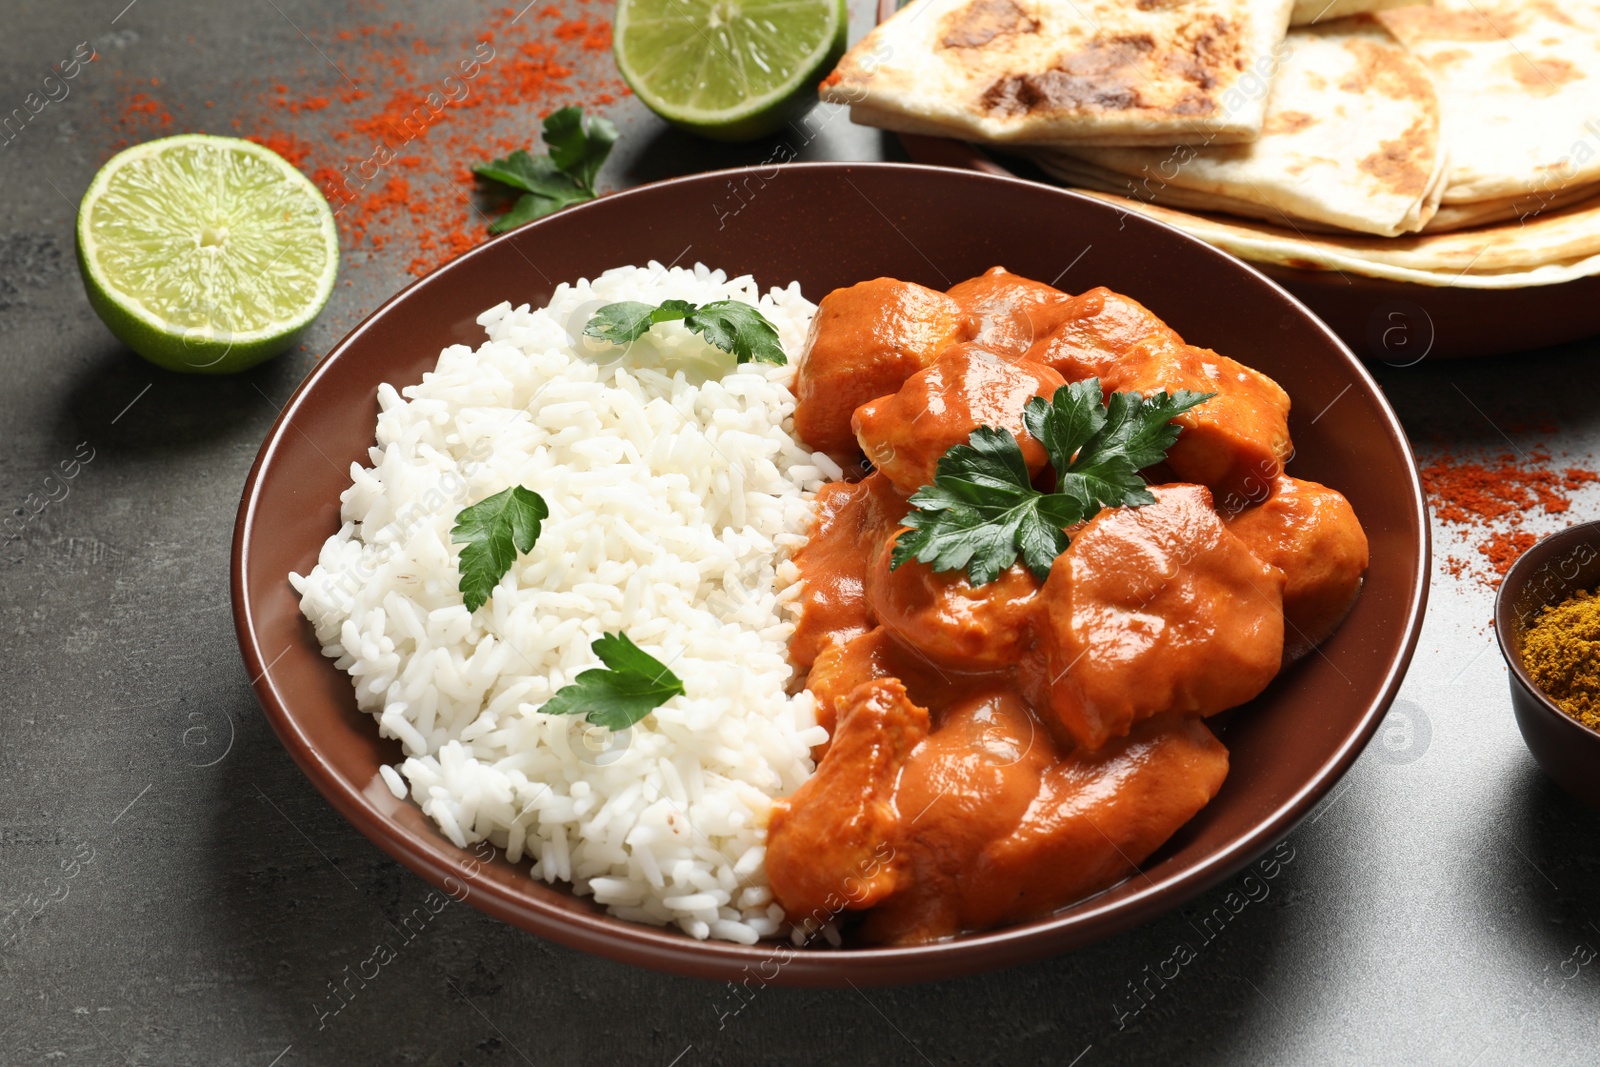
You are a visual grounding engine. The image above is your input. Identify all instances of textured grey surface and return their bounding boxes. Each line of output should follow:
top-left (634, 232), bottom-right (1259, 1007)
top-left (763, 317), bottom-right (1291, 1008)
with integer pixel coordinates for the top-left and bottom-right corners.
top-left (7, 1), bottom-right (1600, 1065)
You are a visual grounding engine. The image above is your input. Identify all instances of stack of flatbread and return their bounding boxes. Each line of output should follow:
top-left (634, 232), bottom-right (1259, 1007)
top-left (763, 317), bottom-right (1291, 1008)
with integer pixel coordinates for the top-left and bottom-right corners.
top-left (822, 0), bottom-right (1600, 287)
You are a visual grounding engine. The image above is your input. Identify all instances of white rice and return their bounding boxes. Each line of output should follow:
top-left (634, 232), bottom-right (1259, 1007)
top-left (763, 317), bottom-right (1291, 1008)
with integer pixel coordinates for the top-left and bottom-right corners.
top-left (290, 263), bottom-right (841, 941)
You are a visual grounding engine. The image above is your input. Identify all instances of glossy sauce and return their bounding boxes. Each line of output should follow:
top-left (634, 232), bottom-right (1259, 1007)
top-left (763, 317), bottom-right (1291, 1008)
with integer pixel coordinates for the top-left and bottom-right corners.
top-left (853, 344), bottom-right (1064, 494)
top-left (772, 268), bottom-right (1366, 944)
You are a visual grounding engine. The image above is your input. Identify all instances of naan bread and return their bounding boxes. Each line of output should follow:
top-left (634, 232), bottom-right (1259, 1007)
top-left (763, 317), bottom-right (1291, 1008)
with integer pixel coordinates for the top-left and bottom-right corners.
top-left (1289, 0), bottom-right (1422, 26)
top-left (1421, 180), bottom-right (1600, 231)
top-left (1378, 0), bottom-right (1600, 203)
top-left (1073, 188), bottom-right (1600, 286)
top-left (820, 0), bottom-right (1297, 146)
top-left (1026, 18), bottom-right (1447, 236)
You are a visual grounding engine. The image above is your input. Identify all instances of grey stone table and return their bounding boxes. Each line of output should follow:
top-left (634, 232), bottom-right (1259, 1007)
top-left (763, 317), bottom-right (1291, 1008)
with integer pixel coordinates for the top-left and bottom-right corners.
top-left (6, 1), bottom-right (1600, 1064)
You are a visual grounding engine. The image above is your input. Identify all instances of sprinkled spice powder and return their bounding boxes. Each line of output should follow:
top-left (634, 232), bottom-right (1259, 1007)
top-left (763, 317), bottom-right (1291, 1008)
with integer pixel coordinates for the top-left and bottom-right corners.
top-left (104, 4), bottom-right (628, 279)
top-left (1421, 448), bottom-right (1600, 587)
top-left (115, 78), bottom-right (175, 137)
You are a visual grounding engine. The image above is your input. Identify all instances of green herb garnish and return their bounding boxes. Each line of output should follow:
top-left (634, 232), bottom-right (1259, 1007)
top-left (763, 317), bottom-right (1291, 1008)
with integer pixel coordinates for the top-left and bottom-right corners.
top-left (473, 106), bottom-right (617, 235)
top-left (540, 632), bottom-right (686, 730)
top-left (450, 486), bottom-right (549, 612)
top-left (890, 378), bottom-right (1213, 585)
top-left (584, 299), bottom-right (786, 365)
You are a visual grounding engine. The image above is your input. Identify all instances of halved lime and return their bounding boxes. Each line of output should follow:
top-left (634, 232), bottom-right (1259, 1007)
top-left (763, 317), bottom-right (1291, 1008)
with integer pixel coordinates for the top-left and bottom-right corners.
top-left (76, 134), bottom-right (339, 374)
top-left (615, 0), bottom-right (848, 142)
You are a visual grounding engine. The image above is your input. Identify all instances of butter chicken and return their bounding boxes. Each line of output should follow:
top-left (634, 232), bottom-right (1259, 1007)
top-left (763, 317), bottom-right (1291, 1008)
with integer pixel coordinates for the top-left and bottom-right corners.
top-left (767, 267), bottom-right (1369, 945)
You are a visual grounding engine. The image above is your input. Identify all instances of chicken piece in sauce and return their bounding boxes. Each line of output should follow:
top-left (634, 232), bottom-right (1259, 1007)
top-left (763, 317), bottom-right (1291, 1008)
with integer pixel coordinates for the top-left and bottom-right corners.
top-left (856, 685), bottom-right (1056, 944)
top-left (805, 628), bottom-right (898, 750)
top-left (853, 343), bottom-right (1066, 495)
top-left (1110, 336), bottom-right (1293, 505)
top-left (1027, 292), bottom-right (1291, 505)
top-left (1042, 483), bottom-right (1286, 751)
top-left (807, 626), bottom-right (1040, 744)
top-left (788, 474), bottom-right (908, 670)
top-left (793, 278), bottom-right (968, 458)
top-left (946, 266), bottom-right (1078, 359)
top-left (1226, 475), bottom-right (1370, 660)
top-left (862, 713), bottom-right (1228, 944)
top-left (765, 678), bottom-right (929, 927)
top-left (1025, 286), bottom-right (1184, 382)
top-left (866, 530), bottom-right (1042, 670)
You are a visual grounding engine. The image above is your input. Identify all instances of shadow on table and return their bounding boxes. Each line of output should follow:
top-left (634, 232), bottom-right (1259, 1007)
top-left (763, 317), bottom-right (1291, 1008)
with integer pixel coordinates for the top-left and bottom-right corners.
top-left (55, 339), bottom-right (311, 456)
top-left (618, 121), bottom-right (909, 187)
top-left (1370, 334), bottom-right (1600, 451)
top-left (1429, 759), bottom-right (1600, 1062)
top-left (1501, 762), bottom-right (1600, 956)
top-left (195, 738), bottom-right (1310, 1067)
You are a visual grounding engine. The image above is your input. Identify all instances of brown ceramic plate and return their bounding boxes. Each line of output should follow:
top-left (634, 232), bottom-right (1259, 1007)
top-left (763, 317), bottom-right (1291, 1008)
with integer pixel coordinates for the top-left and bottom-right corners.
top-left (232, 161), bottom-right (1429, 986)
top-left (875, 0), bottom-right (1600, 360)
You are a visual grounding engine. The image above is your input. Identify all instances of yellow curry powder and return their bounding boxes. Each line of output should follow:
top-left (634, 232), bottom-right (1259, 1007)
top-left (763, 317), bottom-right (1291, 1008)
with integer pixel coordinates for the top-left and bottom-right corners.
top-left (1522, 589), bottom-right (1600, 729)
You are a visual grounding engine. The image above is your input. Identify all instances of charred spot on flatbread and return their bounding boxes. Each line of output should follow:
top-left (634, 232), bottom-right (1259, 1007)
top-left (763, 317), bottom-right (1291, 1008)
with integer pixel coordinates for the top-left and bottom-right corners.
top-left (982, 37), bottom-right (1155, 114)
top-left (939, 0), bottom-right (1041, 49)
top-left (1423, 48), bottom-right (1470, 71)
top-left (1264, 109), bottom-right (1317, 135)
top-left (1383, 6), bottom-right (1529, 41)
top-left (980, 21), bottom-right (1239, 117)
top-left (1358, 117), bottom-right (1433, 197)
top-left (1338, 36), bottom-right (1434, 101)
top-left (1169, 14), bottom-right (1249, 89)
top-left (1503, 54), bottom-right (1583, 96)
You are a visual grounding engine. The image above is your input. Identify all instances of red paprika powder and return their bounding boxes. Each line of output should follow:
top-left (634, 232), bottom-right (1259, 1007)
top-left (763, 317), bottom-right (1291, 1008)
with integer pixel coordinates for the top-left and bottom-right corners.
top-left (1421, 447), bottom-right (1599, 587)
top-left (107, 3), bottom-right (627, 281)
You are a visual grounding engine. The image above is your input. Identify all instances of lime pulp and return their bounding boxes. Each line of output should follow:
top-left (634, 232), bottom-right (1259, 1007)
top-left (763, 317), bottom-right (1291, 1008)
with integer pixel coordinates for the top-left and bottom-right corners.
top-left (76, 134), bottom-right (339, 374)
top-left (614, 0), bottom-right (849, 142)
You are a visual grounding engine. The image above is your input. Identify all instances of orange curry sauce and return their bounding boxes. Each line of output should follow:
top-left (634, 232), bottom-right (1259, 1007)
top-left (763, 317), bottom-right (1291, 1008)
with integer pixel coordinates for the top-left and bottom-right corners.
top-left (765, 268), bottom-right (1370, 945)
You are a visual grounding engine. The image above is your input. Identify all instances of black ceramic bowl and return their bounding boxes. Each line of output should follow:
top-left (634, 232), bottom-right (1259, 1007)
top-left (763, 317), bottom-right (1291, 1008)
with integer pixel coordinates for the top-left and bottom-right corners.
top-left (1495, 521), bottom-right (1600, 807)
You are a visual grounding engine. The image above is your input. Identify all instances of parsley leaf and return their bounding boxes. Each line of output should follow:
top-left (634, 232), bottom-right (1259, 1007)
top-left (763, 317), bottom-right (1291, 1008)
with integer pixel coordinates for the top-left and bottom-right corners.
top-left (891, 427), bottom-right (1077, 585)
top-left (470, 149), bottom-right (569, 197)
top-left (583, 299), bottom-right (787, 365)
top-left (584, 300), bottom-right (660, 344)
top-left (539, 632), bottom-right (686, 730)
top-left (541, 105), bottom-right (616, 189)
top-left (486, 183), bottom-right (593, 234)
top-left (472, 106), bottom-right (617, 235)
top-left (893, 380), bottom-right (1213, 585)
top-left (1025, 379), bottom-right (1213, 514)
top-left (450, 486), bottom-right (549, 612)
top-left (685, 302), bottom-right (785, 365)
top-left (1021, 377), bottom-right (1106, 487)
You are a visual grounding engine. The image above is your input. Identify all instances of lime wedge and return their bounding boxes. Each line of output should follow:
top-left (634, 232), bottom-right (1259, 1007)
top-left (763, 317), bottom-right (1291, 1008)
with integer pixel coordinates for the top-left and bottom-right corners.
top-left (76, 134), bottom-right (339, 374)
top-left (615, 0), bottom-right (848, 142)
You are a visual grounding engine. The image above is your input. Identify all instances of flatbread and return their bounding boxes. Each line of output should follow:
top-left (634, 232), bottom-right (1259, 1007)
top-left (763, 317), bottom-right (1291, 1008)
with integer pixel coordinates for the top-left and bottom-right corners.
top-left (1031, 151), bottom-right (1359, 233)
top-left (1072, 188), bottom-right (1600, 286)
top-left (1026, 19), bottom-right (1447, 237)
top-left (820, 0), bottom-right (1297, 146)
top-left (1378, 0), bottom-right (1600, 203)
top-left (1421, 180), bottom-right (1600, 231)
top-left (1032, 151), bottom-right (1442, 234)
top-left (1289, 0), bottom-right (1423, 26)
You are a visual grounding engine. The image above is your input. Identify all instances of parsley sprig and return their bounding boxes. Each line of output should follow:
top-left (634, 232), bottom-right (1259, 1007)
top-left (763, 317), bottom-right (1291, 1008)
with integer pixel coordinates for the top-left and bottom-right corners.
top-left (451, 486), bottom-right (548, 612)
top-left (540, 632), bottom-right (685, 730)
top-left (473, 106), bottom-right (617, 234)
top-left (890, 378), bottom-right (1212, 585)
top-left (584, 299), bottom-right (786, 365)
